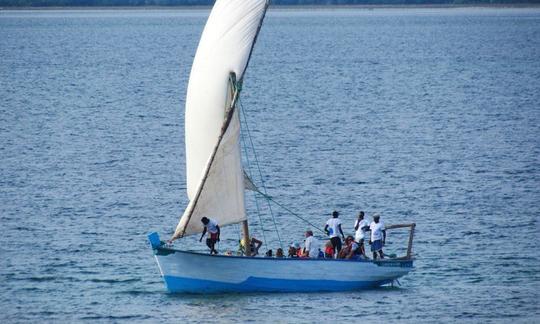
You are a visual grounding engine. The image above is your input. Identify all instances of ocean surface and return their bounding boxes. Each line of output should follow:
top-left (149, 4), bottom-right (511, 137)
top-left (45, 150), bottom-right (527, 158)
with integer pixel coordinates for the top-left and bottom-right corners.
top-left (1, 6), bottom-right (539, 323)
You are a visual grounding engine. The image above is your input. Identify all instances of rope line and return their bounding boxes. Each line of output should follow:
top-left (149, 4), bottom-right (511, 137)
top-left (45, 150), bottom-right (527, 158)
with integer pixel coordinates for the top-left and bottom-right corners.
top-left (239, 99), bottom-right (283, 250)
top-left (239, 121), bottom-right (268, 249)
top-left (257, 191), bottom-right (326, 235)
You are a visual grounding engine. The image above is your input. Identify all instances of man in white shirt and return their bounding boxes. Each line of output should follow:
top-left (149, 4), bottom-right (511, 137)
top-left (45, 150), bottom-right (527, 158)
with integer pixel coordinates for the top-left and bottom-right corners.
top-left (200, 217), bottom-right (220, 254)
top-left (354, 211), bottom-right (369, 258)
top-left (324, 211), bottom-right (345, 257)
top-left (303, 230), bottom-right (320, 258)
top-left (369, 214), bottom-right (386, 260)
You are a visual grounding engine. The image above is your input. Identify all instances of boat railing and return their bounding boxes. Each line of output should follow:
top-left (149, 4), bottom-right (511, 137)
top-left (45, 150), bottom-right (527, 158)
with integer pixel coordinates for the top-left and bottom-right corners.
top-left (384, 223), bottom-right (416, 260)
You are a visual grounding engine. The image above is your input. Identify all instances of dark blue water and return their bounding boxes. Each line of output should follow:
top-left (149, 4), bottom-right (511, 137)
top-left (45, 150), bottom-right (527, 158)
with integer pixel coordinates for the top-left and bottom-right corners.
top-left (1, 7), bottom-right (539, 322)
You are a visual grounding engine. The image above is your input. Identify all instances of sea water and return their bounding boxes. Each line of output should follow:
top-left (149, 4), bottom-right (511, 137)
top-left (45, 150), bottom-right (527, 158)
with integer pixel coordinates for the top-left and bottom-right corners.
top-left (1, 7), bottom-right (539, 322)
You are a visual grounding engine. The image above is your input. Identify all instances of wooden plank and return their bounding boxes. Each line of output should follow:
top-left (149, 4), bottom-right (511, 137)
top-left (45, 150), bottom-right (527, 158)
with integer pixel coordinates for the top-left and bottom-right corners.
top-left (406, 223), bottom-right (416, 258)
top-left (385, 223), bottom-right (415, 230)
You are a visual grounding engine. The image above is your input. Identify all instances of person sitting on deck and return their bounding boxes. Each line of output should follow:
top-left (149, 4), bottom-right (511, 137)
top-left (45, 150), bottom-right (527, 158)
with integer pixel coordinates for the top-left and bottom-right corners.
top-left (354, 211), bottom-right (369, 258)
top-left (265, 249), bottom-right (273, 257)
top-left (239, 236), bottom-right (263, 256)
top-left (288, 243), bottom-right (300, 258)
top-left (324, 240), bottom-right (334, 258)
top-left (302, 230), bottom-right (320, 259)
top-left (368, 214), bottom-right (386, 260)
top-left (324, 211), bottom-right (345, 257)
top-left (339, 236), bottom-right (361, 259)
top-left (295, 242), bottom-right (304, 258)
top-left (200, 217), bottom-right (220, 255)
top-left (276, 248), bottom-right (284, 258)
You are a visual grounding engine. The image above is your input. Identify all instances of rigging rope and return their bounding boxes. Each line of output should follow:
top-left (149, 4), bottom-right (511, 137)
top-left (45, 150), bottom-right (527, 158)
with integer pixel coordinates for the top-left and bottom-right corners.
top-left (239, 122), bottom-right (268, 250)
top-left (239, 99), bottom-right (284, 251)
top-left (255, 191), bottom-right (326, 235)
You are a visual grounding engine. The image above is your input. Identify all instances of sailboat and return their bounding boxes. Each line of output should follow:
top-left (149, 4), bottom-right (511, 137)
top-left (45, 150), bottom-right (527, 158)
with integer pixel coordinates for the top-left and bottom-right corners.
top-left (148, 0), bottom-right (415, 294)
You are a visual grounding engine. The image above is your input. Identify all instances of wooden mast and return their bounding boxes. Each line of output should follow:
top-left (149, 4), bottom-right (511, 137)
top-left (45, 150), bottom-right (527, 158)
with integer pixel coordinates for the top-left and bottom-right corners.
top-left (242, 220), bottom-right (251, 257)
top-left (227, 72), bottom-right (252, 256)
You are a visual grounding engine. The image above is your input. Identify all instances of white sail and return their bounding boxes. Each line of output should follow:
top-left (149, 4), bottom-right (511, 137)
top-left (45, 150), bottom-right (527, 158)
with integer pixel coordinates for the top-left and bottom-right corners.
top-left (174, 103), bottom-right (243, 237)
top-left (174, 0), bottom-right (269, 238)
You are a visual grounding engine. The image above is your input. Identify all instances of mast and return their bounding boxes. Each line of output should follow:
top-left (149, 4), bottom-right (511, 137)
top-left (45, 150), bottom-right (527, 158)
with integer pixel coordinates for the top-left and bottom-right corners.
top-left (228, 72), bottom-right (251, 256)
top-left (242, 221), bottom-right (251, 256)
top-left (228, 73), bottom-right (251, 256)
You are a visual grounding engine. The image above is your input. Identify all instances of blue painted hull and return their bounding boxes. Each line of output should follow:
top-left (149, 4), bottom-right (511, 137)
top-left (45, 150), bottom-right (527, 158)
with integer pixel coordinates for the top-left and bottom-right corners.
top-left (163, 275), bottom-right (393, 293)
top-left (152, 247), bottom-right (413, 294)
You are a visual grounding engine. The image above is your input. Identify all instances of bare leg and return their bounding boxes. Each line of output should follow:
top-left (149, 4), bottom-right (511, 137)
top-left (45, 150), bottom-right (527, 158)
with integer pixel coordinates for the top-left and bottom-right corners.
top-left (206, 238), bottom-right (217, 254)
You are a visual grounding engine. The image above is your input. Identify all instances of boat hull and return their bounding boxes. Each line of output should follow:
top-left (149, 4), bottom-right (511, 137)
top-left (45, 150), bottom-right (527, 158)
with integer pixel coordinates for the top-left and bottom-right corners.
top-left (152, 247), bottom-right (413, 293)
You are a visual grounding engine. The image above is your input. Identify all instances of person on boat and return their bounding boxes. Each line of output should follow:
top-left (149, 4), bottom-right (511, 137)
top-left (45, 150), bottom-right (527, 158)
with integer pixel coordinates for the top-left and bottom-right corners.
top-left (288, 243), bottom-right (300, 258)
top-left (338, 236), bottom-right (350, 259)
top-left (324, 210), bottom-right (345, 257)
top-left (368, 214), bottom-right (386, 260)
top-left (296, 242), bottom-right (304, 258)
top-left (199, 217), bottom-right (220, 254)
top-left (239, 236), bottom-right (263, 256)
top-left (276, 248), bottom-right (284, 258)
top-left (265, 249), bottom-right (273, 257)
top-left (302, 230), bottom-right (320, 259)
top-left (354, 211), bottom-right (369, 258)
top-left (324, 240), bottom-right (334, 258)
top-left (339, 236), bottom-right (362, 259)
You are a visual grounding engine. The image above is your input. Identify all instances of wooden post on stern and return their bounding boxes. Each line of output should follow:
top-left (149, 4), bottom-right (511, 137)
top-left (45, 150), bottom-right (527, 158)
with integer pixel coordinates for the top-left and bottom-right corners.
top-left (385, 223), bottom-right (416, 259)
top-left (242, 220), bottom-right (251, 257)
top-left (406, 223), bottom-right (416, 259)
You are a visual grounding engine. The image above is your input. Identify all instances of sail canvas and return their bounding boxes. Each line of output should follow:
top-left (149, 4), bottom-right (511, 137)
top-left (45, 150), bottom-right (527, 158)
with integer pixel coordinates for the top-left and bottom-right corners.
top-left (174, 0), bottom-right (269, 238)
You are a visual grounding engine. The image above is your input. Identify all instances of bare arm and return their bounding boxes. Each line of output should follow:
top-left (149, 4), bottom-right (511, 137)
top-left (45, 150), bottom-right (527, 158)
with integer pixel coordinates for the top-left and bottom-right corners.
top-left (199, 227), bottom-right (207, 242)
top-left (338, 224), bottom-right (345, 239)
top-left (324, 224), bottom-right (329, 235)
top-left (252, 237), bottom-right (262, 253)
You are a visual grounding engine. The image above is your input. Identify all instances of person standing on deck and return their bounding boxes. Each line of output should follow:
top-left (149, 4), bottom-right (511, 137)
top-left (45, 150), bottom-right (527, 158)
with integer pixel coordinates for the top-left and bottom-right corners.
top-left (303, 230), bottom-right (320, 258)
top-left (200, 217), bottom-right (220, 254)
top-left (354, 211), bottom-right (369, 258)
top-left (368, 214), bottom-right (386, 260)
top-left (324, 210), bottom-right (345, 257)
